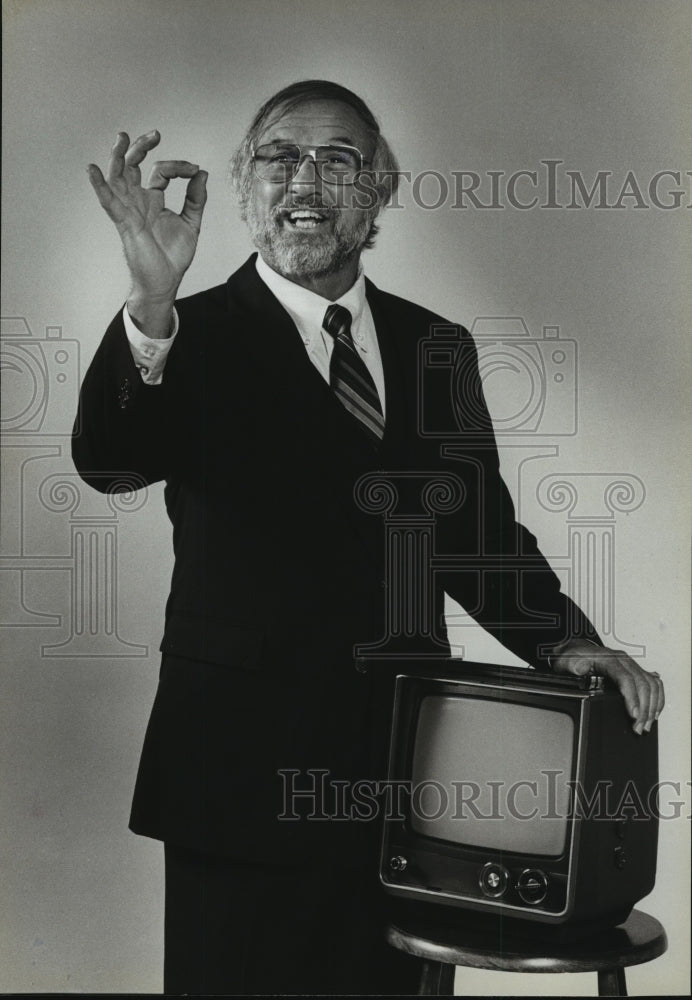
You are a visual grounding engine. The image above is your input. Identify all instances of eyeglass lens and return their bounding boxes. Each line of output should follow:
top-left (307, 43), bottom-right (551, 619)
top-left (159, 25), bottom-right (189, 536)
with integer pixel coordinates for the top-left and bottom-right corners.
top-left (254, 143), bottom-right (361, 183)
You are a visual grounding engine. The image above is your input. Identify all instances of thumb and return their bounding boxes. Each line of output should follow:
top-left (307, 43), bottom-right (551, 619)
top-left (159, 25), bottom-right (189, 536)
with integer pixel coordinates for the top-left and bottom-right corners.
top-left (181, 170), bottom-right (208, 229)
top-left (566, 656), bottom-right (595, 677)
top-left (552, 646), bottom-right (598, 677)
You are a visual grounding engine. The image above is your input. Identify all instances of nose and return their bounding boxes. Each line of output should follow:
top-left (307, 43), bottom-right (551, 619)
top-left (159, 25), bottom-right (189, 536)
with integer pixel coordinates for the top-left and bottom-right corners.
top-left (289, 154), bottom-right (320, 188)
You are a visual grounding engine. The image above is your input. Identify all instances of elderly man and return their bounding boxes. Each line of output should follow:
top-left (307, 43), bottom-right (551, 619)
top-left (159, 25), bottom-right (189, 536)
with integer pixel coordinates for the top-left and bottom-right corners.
top-left (73, 80), bottom-right (663, 995)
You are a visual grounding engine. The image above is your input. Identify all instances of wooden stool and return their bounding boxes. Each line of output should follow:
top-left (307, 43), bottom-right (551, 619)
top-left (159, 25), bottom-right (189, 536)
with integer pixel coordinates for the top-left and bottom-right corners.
top-left (386, 907), bottom-right (667, 996)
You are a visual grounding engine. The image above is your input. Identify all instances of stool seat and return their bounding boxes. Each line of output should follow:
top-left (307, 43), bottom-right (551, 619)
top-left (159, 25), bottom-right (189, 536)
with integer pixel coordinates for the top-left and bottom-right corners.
top-left (386, 907), bottom-right (667, 996)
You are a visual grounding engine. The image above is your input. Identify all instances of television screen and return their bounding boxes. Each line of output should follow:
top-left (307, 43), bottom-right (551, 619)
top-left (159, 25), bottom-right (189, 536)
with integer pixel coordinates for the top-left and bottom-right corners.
top-left (411, 695), bottom-right (575, 856)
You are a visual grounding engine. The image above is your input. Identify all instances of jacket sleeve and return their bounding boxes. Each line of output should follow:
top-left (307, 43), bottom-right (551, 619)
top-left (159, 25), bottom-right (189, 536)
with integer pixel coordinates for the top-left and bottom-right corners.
top-left (431, 326), bottom-right (601, 669)
top-left (71, 307), bottom-right (183, 494)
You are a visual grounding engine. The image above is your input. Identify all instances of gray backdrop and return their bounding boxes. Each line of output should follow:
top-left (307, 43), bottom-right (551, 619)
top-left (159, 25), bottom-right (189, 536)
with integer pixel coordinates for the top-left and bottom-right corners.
top-left (2, 0), bottom-right (689, 993)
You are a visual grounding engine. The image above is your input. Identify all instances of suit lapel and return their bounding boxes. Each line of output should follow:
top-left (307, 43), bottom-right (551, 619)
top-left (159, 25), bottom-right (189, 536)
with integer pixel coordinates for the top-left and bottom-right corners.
top-left (226, 256), bottom-right (404, 457)
top-left (225, 255), bottom-right (330, 406)
top-left (223, 256), bottom-right (411, 565)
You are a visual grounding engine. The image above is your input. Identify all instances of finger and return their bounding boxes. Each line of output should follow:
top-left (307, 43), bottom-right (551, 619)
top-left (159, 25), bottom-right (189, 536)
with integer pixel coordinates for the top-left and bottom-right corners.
top-left (597, 651), bottom-right (650, 733)
top-left (643, 677), bottom-right (658, 731)
top-left (647, 673), bottom-right (665, 727)
top-left (629, 662), bottom-right (651, 734)
top-left (180, 170), bottom-right (208, 228)
top-left (147, 160), bottom-right (200, 191)
top-left (124, 129), bottom-right (161, 169)
top-left (592, 654), bottom-right (641, 725)
top-left (86, 163), bottom-right (127, 224)
top-left (107, 131), bottom-right (130, 182)
top-left (610, 654), bottom-right (649, 732)
top-left (642, 672), bottom-right (658, 729)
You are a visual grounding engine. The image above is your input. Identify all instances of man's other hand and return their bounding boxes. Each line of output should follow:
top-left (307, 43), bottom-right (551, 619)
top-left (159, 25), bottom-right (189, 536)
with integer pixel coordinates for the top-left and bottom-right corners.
top-left (550, 638), bottom-right (664, 735)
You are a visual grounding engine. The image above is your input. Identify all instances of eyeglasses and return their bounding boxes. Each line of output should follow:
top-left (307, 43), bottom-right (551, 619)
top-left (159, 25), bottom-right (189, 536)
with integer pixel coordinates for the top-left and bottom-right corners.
top-left (251, 143), bottom-right (367, 185)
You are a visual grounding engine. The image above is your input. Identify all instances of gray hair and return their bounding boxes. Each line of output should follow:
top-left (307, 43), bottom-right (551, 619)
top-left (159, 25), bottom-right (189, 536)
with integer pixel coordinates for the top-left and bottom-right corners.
top-left (229, 79), bottom-right (400, 250)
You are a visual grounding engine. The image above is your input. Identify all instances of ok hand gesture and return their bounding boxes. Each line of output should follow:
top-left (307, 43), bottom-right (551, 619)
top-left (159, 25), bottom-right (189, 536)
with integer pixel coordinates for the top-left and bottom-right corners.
top-left (87, 130), bottom-right (208, 314)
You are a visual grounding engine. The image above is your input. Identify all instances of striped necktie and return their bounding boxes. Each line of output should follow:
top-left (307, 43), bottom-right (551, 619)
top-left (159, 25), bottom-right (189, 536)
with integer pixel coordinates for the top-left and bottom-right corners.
top-left (322, 304), bottom-right (385, 446)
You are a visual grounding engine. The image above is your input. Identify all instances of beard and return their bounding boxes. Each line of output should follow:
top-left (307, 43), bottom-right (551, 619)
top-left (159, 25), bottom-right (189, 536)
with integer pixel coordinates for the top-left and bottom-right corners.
top-left (244, 196), bottom-right (375, 280)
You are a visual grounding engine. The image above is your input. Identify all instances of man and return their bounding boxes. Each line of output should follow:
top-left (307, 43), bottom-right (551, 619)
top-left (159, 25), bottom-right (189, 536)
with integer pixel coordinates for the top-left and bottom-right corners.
top-left (73, 80), bottom-right (664, 995)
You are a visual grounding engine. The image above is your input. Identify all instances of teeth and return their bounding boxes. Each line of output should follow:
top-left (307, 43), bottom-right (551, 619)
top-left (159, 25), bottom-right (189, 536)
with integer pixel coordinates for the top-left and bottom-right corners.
top-left (286, 208), bottom-right (327, 231)
top-left (289, 210), bottom-right (324, 220)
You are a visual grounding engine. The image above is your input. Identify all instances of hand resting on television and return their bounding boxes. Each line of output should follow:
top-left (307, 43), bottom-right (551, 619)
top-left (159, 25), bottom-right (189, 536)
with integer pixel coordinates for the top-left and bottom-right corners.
top-left (549, 638), bottom-right (664, 735)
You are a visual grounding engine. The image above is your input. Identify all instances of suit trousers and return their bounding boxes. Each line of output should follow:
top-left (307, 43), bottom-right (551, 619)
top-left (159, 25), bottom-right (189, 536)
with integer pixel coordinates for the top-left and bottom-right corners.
top-left (163, 843), bottom-right (423, 995)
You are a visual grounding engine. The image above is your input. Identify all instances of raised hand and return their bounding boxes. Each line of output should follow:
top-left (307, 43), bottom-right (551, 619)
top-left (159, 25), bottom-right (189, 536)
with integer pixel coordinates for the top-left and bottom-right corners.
top-left (87, 131), bottom-right (208, 335)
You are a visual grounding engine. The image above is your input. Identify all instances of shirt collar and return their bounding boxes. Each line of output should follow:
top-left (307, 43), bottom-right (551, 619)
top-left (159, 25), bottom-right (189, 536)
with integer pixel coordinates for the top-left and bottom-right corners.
top-left (256, 253), bottom-right (366, 339)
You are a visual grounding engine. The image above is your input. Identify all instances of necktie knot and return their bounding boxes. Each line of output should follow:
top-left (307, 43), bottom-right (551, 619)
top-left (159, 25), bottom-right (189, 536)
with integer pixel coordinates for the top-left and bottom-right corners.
top-left (323, 304), bottom-right (353, 343)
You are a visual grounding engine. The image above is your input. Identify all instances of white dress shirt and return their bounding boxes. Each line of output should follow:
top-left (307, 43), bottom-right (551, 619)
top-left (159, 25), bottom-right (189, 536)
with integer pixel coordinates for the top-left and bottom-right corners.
top-left (123, 256), bottom-right (386, 415)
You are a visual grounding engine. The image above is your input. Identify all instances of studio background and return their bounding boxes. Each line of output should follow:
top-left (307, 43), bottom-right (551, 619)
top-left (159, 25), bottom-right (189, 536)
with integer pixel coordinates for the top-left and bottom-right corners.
top-left (2, 0), bottom-right (689, 994)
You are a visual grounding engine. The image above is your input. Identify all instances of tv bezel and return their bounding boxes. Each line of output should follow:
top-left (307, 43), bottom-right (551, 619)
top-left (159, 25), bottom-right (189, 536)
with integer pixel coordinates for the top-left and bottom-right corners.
top-left (380, 662), bottom-right (604, 919)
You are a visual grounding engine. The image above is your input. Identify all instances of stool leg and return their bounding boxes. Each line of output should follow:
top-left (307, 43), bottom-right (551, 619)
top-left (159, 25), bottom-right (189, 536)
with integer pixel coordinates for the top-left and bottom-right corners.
top-left (417, 959), bottom-right (455, 996)
top-left (598, 967), bottom-right (627, 996)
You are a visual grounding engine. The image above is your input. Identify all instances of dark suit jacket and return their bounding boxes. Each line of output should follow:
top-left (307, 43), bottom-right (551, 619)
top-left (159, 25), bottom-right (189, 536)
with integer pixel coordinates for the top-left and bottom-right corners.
top-left (72, 254), bottom-right (599, 862)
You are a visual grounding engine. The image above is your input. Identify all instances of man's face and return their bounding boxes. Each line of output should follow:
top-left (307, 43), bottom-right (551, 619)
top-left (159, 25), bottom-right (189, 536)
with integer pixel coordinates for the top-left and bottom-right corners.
top-left (244, 99), bottom-right (377, 282)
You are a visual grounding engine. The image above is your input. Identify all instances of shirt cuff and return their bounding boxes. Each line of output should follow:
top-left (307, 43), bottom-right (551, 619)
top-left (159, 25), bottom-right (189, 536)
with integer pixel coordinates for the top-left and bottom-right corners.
top-left (123, 305), bottom-right (179, 385)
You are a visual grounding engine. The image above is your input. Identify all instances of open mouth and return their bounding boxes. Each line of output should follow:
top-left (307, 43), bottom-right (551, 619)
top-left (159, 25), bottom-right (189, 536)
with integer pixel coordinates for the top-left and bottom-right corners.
top-left (283, 208), bottom-right (330, 230)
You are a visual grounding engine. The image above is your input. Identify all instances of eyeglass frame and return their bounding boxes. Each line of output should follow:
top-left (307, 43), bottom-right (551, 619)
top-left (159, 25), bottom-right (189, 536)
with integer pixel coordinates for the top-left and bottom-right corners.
top-left (250, 142), bottom-right (371, 186)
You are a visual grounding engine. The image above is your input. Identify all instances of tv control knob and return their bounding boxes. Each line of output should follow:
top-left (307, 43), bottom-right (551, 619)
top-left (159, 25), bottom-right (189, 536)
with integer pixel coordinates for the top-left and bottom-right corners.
top-left (479, 862), bottom-right (510, 898)
top-left (389, 855), bottom-right (408, 873)
top-left (517, 869), bottom-right (549, 905)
